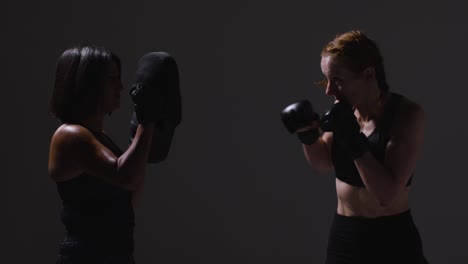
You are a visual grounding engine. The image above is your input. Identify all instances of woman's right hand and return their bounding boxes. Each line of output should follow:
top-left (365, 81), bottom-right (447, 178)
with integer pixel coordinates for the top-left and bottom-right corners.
top-left (129, 84), bottom-right (163, 124)
top-left (281, 100), bottom-right (321, 145)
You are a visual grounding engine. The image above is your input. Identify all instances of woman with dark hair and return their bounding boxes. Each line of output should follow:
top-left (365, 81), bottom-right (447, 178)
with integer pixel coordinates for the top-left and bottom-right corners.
top-left (48, 46), bottom-right (156, 263)
top-left (281, 31), bottom-right (428, 263)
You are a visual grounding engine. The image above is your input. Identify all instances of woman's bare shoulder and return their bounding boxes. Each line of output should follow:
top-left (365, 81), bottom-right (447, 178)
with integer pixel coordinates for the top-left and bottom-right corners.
top-left (51, 124), bottom-right (95, 146)
top-left (392, 94), bottom-right (425, 134)
top-left (49, 124), bottom-right (94, 181)
top-left (398, 95), bottom-right (424, 115)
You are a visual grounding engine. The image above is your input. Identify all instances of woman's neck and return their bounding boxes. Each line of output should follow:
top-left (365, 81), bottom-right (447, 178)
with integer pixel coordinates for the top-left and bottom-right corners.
top-left (80, 113), bottom-right (105, 133)
top-left (355, 87), bottom-right (387, 122)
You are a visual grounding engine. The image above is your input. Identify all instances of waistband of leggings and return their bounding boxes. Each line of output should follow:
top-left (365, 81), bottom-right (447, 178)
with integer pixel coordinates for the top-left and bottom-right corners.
top-left (333, 209), bottom-right (414, 228)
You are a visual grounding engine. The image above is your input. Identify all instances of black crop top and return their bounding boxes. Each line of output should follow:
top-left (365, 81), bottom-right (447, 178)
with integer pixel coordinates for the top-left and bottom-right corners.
top-left (56, 128), bottom-right (135, 254)
top-left (331, 93), bottom-right (413, 187)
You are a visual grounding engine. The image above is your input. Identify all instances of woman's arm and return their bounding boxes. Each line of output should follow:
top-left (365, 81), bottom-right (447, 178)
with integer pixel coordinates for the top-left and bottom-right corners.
top-left (355, 102), bottom-right (426, 206)
top-left (303, 131), bottom-right (334, 174)
top-left (48, 123), bottom-right (154, 191)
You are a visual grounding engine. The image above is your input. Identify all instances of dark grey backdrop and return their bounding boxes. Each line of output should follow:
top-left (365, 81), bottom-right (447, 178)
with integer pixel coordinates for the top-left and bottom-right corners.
top-left (5, 0), bottom-right (468, 263)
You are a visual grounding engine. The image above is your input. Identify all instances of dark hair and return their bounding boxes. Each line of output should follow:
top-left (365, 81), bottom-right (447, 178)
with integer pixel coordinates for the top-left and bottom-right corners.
top-left (321, 30), bottom-right (390, 95)
top-left (49, 46), bottom-right (121, 123)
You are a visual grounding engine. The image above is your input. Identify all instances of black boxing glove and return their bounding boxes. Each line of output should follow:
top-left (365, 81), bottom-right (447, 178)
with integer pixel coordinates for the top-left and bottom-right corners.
top-left (129, 83), bottom-right (163, 124)
top-left (321, 100), bottom-right (369, 159)
top-left (281, 100), bottom-right (321, 145)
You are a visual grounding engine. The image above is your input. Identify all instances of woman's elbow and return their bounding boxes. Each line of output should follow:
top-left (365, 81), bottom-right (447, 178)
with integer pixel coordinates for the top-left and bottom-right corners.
top-left (305, 158), bottom-right (334, 175)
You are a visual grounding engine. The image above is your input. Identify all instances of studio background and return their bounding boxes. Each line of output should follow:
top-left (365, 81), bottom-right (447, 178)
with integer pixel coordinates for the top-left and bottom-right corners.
top-left (5, 0), bottom-right (467, 263)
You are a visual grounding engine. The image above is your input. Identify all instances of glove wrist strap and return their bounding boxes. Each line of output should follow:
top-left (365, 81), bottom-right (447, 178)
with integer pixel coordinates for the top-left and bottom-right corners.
top-left (297, 129), bottom-right (320, 145)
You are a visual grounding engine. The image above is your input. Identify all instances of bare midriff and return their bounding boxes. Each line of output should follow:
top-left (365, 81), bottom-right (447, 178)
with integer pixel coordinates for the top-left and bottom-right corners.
top-left (336, 178), bottom-right (410, 218)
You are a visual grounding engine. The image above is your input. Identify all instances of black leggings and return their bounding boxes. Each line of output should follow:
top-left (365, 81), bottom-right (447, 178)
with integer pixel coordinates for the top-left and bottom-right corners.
top-left (55, 235), bottom-right (135, 264)
top-left (325, 210), bottom-right (428, 264)
top-left (56, 254), bottom-right (135, 264)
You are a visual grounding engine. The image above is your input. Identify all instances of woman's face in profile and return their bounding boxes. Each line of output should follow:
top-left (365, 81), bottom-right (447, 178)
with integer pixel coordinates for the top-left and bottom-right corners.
top-left (320, 55), bottom-right (367, 106)
top-left (101, 61), bottom-right (123, 113)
